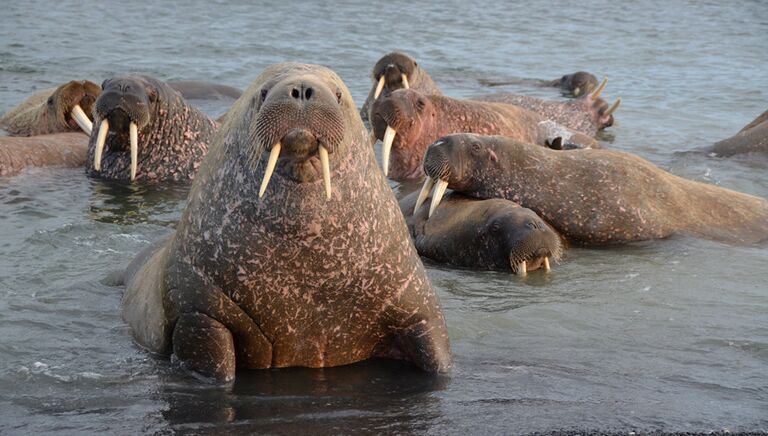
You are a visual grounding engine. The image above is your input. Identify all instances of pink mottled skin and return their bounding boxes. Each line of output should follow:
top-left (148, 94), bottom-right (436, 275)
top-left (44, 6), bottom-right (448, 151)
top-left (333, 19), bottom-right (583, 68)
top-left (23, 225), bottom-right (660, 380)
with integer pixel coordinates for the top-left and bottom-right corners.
top-left (121, 63), bottom-right (451, 382)
top-left (371, 89), bottom-right (598, 181)
top-left (423, 133), bottom-right (768, 246)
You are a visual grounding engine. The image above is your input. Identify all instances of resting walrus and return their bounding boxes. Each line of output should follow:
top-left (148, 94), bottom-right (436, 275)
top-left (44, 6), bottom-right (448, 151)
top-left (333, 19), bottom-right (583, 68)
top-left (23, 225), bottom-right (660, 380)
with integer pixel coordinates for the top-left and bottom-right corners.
top-left (119, 63), bottom-right (452, 382)
top-left (371, 88), bottom-right (599, 180)
top-left (0, 80), bottom-right (100, 136)
top-left (480, 71), bottom-right (600, 97)
top-left (707, 109), bottom-right (768, 157)
top-left (418, 133), bottom-right (768, 245)
top-left (400, 191), bottom-right (563, 275)
top-left (86, 75), bottom-right (218, 182)
top-left (0, 133), bottom-right (88, 177)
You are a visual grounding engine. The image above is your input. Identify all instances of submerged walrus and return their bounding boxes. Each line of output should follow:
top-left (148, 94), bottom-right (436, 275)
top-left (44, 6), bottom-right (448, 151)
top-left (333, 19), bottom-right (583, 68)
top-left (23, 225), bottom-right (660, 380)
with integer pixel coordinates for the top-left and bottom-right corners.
top-left (0, 80), bottom-right (100, 136)
top-left (371, 89), bottom-right (599, 180)
top-left (167, 80), bottom-right (243, 101)
top-left (400, 191), bottom-right (563, 275)
top-left (120, 63), bottom-right (452, 382)
top-left (419, 133), bottom-right (768, 245)
top-left (0, 133), bottom-right (88, 177)
top-left (707, 109), bottom-right (768, 157)
top-left (480, 71), bottom-right (600, 97)
top-left (86, 75), bottom-right (218, 182)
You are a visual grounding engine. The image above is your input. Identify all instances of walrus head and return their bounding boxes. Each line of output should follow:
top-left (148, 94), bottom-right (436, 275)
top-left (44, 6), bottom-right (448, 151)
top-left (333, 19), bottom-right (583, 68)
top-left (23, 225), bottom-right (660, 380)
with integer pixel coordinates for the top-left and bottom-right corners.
top-left (46, 80), bottom-right (101, 135)
top-left (577, 78), bottom-right (621, 130)
top-left (370, 52), bottom-right (418, 102)
top-left (557, 71), bottom-right (598, 97)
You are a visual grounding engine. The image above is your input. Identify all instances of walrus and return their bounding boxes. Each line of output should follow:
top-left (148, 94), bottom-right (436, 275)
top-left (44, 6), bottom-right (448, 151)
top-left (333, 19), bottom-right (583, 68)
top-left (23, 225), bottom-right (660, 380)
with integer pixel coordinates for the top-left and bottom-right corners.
top-left (119, 63), bottom-right (452, 382)
top-left (371, 88), bottom-right (599, 180)
top-left (167, 80), bottom-right (243, 101)
top-left (360, 52), bottom-right (442, 124)
top-left (0, 80), bottom-right (100, 136)
top-left (707, 108), bottom-right (768, 157)
top-left (400, 191), bottom-right (563, 275)
top-left (0, 133), bottom-right (88, 177)
top-left (419, 133), bottom-right (768, 245)
top-left (479, 71), bottom-right (600, 98)
top-left (86, 75), bottom-right (218, 182)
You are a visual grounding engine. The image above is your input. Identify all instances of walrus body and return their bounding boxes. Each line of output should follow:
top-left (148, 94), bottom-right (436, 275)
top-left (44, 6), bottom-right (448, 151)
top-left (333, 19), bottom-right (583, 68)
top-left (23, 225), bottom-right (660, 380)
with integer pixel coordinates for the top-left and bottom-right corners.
top-left (399, 191), bottom-right (563, 275)
top-left (85, 75), bottom-right (218, 182)
top-left (708, 109), bottom-right (768, 156)
top-left (371, 89), bottom-right (599, 180)
top-left (0, 80), bottom-right (100, 136)
top-left (121, 63), bottom-right (451, 382)
top-left (421, 133), bottom-right (768, 245)
top-left (0, 133), bottom-right (88, 177)
top-left (167, 80), bottom-right (243, 101)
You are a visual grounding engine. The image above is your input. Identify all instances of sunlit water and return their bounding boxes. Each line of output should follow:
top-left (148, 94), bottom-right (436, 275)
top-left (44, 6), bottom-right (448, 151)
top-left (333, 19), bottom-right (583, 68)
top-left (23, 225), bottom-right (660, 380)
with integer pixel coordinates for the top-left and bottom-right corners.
top-left (1, 1), bottom-right (767, 434)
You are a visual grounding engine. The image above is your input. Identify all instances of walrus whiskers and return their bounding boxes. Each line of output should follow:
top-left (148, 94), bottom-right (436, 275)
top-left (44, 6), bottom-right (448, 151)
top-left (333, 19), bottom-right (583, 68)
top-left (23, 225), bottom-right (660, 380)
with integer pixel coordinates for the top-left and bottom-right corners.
top-left (93, 119), bottom-right (108, 171)
top-left (258, 142), bottom-right (281, 198)
top-left (381, 125), bottom-right (396, 176)
top-left (129, 122), bottom-right (138, 181)
top-left (373, 76), bottom-right (385, 99)
top-left (428, 179), bottom-right (449, 217)
top-left (414, 177), bottom-right (435, 213)
top-left (71, 104), bottom-right (93, 135)
top-left (591, 78), bottom-right (608, 99)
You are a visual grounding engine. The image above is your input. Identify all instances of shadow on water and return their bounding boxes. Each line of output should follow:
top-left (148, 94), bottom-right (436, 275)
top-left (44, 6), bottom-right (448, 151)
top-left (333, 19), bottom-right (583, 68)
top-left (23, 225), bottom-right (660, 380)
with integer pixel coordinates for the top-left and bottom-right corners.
top-left (87, 179), bottom-right (190, 226)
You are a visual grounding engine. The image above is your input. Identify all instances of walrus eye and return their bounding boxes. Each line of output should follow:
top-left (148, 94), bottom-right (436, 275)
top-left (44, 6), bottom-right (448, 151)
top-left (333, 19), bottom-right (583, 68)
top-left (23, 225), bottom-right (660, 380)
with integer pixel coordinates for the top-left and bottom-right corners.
top-left (490, 221), bottom-right (501, 234)
top-left (47, 97), bottom-right (54, 107)
top-left (147, 87), bottom-right (158, 102)
top-left (416, 97), bottom-right (426, 113)
top-left (471, 143), bottom-right (482, 153)
top-left (260, 88), bottom-right (269, 103)
top-left (335, 88), bottom-right (342, 104)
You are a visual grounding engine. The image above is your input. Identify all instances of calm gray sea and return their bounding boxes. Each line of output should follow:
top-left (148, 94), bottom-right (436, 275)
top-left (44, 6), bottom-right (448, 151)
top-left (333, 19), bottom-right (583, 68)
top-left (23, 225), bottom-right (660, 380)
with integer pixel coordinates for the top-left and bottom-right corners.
top-left (1, 0), bottom-right (767, 434)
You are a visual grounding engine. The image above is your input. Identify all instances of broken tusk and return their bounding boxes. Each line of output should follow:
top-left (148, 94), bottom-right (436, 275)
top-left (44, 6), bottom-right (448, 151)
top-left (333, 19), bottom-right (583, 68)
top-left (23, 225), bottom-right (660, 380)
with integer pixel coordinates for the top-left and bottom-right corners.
top-left (591, 78), bottom-right (608, 99)
top-left (71, 104), bottom-right (93, 135)
top-left (373, 76), bottom-right (385, 99)
top-left (259, 142), bottom-right (281, 198)
top-left (129, 122), bottom-right (138, 181)
top-left (604, 97), bottom-right (621, 116)
top-left (428, 179), bottom-right (449, 218)
top-left (414, 177), bottom-right (435, 214)
top-left (381, 125), bottom-right (396, 177)
top-left (93, 119), bottom-right (108, 171)
top-left (516, 260), bottom-right (527, 276)
top-left (319, 145), bottom-right (332, 200)
top-left (401, 74), bottom-right (410, 89)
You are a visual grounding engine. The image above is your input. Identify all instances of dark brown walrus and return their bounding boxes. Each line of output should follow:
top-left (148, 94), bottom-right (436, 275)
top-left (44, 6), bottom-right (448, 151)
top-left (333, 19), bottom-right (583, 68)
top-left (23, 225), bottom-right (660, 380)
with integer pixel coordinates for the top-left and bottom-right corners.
top-left (480, 71), bottom-right (600, 97)
top-left (0, 133), bottom-right (88, 177)
top-left (400, 191), bottom-right (563, 275)
top-left (707, 109), bottom-right (768, 157)
top-left (420, 133), bottom-right (768, 246)
top-left (119, 63), bottom-right (452, 382)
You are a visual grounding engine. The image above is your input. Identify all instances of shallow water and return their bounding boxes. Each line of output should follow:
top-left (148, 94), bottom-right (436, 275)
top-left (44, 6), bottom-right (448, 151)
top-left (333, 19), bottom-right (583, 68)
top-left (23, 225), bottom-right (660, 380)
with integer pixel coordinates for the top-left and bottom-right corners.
top-left (1, 0), bottom-right (767, 434)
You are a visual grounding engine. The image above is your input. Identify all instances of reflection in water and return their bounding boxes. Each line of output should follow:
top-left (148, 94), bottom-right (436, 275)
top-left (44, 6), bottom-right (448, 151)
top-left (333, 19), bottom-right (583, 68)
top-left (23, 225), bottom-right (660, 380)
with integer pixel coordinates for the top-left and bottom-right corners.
top-left (87, 179), bottom-right (190, 226)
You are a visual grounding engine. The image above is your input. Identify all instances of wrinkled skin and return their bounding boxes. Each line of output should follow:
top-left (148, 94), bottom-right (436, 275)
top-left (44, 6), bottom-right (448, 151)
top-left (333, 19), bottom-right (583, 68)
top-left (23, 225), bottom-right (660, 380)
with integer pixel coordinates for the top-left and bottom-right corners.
top-left (360, 52), bottom-right (442, 123)
top-left (549, 71), bottom-right (599, 97)
top-left (422, 133), bottom-right (768, 245)
top-left (0, 133), bottom-right (87, 177)
top-left (120, 63), bottom-right (451, 382)
top-left (167, 80), bottom-right (243, 100)
top-left (400, 191), bottom-right (563, 274)
top-left (708, 109), bottom-right (768, 156)
top-left (371, 89), bottom-right (599, 181)
top-left (85, 75), bottom-right (217, 182)
top-left (0, 80), bottom-right (100, 136)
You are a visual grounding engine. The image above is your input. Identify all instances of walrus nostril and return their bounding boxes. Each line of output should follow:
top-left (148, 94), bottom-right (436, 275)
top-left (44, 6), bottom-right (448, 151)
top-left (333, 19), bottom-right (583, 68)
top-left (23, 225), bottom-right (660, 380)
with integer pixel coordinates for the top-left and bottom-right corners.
top-left (291, 88), bottom-right (301, 99)
top-left (304, 87), bottom-right (313, 100)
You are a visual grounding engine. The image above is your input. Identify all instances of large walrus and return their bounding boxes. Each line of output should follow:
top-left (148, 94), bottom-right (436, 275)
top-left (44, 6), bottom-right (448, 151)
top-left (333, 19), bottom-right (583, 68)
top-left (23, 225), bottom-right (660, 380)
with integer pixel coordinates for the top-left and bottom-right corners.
top-left (0, 133), bottom-right (88, 177)
top-left (0, 80), bottom-right (100, 136)
top-left (707, 109), bottom-right (768, 157)
top-left (86, 75), bottom-right (218, 182)
top-left (400, 191), bottom-right (563, 275)
top-left (119, 63), bottom-right (452, 382)
top-left (371, 89), bottom-right (599, 180)
top-left (419, 133), bottom-right (768, 245)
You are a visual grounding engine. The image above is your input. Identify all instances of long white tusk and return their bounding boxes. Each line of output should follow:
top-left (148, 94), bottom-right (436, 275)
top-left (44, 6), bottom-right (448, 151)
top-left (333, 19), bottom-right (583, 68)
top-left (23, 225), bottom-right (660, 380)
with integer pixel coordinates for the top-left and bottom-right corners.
top-left (94, 119), bottom-right (108, 171)
top-left (516, 261), bottom-right (528, 277)
top-left (428, 179), bottom-right (449, 218)
top-left (319, 145), bottom-right (331, 200)
top-left (591, 78), bottom-right (608, 99)
top-left (373, 76), bottom-right (385, 99)
top-left (543, 257), bottom-right (551, 271)
top-left (71, 104), bottom-right (93, 135)
top-left (259, 142), bottom-right (281, 198)
top-left (129, 122), bottom-right (138, 181)
top-left (381, 125), bottom-right (396, 176)
top-left (414, 177), bottom-right (435, 214)
top-left (401, 74), bottom-right (410, 89)
top-left (604, 97), bottom-right (621, 116)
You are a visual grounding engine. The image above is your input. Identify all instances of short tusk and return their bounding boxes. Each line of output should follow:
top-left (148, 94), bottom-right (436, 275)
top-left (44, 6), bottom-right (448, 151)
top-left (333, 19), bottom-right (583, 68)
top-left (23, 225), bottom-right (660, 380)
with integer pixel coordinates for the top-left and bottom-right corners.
top-left (414, 177), bottom-right (435, 214)
top-left (373, 76), bottom-right (385, 99)
top-left (381, 125), bottom-right (396, 177)
top-left (572, 86), bottom-right (582, 97)
top-left (319, 145), bottom-right (332, 200)
top-left (515, 260), bottom-right (527, 277)
top-left (401, 74), bottom-right (410, 89)
top-left (259, 142), bottom-right (281, 198)
top-left (93, 119), bottom-right (108, 171)
top-left (428, 179), bottom-right (449, 218)
top-left (71, 104), bottom-right (93, 135)
top-left (591, 78), bottom-right (608, 99)
top-left (129, 122), bottom-right (138, 181)
top-left (604, 97), bottom-right (621, 116)
top-left (543, 257), bottom-right (550, 271)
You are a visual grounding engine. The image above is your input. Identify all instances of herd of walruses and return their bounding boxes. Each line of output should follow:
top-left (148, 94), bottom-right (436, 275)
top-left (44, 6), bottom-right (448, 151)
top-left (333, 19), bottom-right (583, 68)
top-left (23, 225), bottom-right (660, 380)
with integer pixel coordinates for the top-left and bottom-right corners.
top-left (1, 53), bottom-right (765, 381)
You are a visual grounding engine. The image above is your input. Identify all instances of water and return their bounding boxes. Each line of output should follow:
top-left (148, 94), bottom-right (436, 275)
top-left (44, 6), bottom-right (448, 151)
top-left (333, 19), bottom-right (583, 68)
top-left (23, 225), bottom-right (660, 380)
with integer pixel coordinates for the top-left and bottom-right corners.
top-left (1, 0), bottom-right (767, 433)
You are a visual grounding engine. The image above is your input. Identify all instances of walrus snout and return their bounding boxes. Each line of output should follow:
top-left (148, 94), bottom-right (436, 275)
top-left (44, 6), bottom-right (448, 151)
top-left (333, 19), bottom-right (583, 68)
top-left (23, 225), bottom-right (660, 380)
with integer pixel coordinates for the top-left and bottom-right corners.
top-left (506, 215), bottom-right (563, 276)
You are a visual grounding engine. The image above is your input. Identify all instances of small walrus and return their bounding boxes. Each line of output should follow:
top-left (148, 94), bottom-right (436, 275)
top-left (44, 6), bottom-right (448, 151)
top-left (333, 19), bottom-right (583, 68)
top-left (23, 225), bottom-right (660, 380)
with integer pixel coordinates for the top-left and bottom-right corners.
top-left (400, 191), bottom-right (563, 276)
top-left (86, 75), bottom-right (218, 182)
top-left (119, 63), bottom-right (452, 382)
top-left (419, 133), bottom-right (768, 245)
top-left (371, 89), bottom-right (599, 180)
top-left (0, 80), bottom-right (100, 136)
top-left (707, 108), bottom-right (768, 157)
top-left (480, 71), bottom-right (600, 97)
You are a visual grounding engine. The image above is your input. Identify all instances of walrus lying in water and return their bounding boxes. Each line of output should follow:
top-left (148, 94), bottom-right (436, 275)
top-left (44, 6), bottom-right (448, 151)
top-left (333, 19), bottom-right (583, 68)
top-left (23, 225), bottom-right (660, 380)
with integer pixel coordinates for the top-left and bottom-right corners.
top-left (119, 63), bottom-right (452, 382)
top-left (0, 133), bottom-right (88, 177)
top-left (707, 108), bottom-right (768, 157)
top-left (480, 70), bottom-right (600, 97)
top-left (418, 133), bottom-right (768, 246)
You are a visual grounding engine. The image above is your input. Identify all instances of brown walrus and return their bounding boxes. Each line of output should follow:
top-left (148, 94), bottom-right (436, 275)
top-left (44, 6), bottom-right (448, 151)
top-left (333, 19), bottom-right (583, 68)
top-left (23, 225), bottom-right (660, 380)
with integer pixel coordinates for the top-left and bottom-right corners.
top-left (480, 71), bottom-right (600, 97)
top-left (419, 133), bottom-right (768, 245)
top-left (85, 75), bottom-right (218, 182)
top-left (370, 88), bottom-right (599, 180)
top-left (400, 191), bottom-right (563, 275)
top-left (119, 63), bottom-right (452, 382)
top-left (0, 133), bottom-right (88, 177)
top-left (0, 80), bottom-right (100, 136)
top-left (707, 109), bottom-right (768, 157)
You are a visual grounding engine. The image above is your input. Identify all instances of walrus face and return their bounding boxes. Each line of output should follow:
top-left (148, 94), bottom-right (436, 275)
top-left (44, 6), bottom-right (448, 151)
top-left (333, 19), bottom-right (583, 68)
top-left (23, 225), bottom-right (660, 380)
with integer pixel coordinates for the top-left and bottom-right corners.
top-left (46, 80), bottom-right (101, 135)
top-left (252, 75), bottom-right (346, 198)
top-left (558, 71), bottom-right (598, 97)
top-left (576, 77), bottom-right (621, 129)
top-left (370, 52), bottom-right (418, 102)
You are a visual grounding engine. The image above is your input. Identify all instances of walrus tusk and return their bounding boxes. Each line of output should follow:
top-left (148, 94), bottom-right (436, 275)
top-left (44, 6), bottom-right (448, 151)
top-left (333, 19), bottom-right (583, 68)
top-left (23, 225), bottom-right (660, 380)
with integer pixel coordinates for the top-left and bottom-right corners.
top-left (71, 104), bottom-right (93, 135)
top-left (591, 78), bottom-right (608, 99)
top-left (414, 177), bottom-right (435, 213)
top-left (515, 260), bottom-right (527, 276)
top-left (604, 97), bottom-right (621, 116)
top-left (543, 256), bottom-right (550, 271)
top-left (129, 122), bottom-right (138, 181)
top-left (259, 142), bottom-right (281, 198)
top-left (381, 125), bottom-right (396, 176)
top-left (94, 119), bottom-right (108, 171)
top-left (373, 76), bottom-right (385, 99)
top-left (428, 179), bottom-right (449, 218)
top-left (319, 145), bottom-right (331, 200)
top-left (401, 74), bottom-right (410, 89)
top-left (572, 86), bottom-right (582, 97)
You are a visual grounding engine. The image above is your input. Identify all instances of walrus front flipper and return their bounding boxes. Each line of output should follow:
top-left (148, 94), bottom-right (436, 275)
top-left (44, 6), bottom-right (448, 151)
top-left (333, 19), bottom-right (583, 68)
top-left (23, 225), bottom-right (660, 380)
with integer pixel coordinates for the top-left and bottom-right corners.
top-left (393, 317), bottom-right (452, 373)
top-left (173, 312), bottom-right (236, 382)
